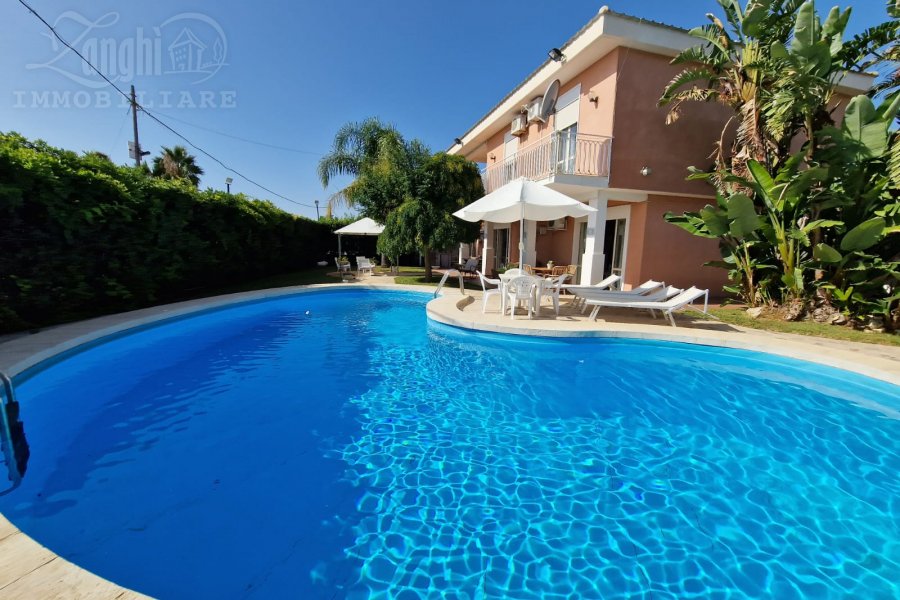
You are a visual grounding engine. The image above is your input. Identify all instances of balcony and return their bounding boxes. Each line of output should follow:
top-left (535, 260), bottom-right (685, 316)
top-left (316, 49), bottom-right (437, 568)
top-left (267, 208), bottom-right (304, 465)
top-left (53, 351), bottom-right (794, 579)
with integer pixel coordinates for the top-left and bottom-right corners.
top-left (481, 132), bottom-right (612, 194)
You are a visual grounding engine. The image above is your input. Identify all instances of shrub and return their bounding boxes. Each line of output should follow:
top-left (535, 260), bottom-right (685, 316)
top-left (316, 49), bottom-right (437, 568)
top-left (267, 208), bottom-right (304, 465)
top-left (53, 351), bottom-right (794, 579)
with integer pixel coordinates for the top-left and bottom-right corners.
top-left (0, 132), bottom-right (334, 332)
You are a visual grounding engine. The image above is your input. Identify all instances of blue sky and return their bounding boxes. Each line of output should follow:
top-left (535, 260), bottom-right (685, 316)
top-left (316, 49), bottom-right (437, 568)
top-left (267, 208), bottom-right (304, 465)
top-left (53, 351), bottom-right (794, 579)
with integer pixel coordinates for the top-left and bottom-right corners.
top-left (1, 1), bottom-right (892, 218)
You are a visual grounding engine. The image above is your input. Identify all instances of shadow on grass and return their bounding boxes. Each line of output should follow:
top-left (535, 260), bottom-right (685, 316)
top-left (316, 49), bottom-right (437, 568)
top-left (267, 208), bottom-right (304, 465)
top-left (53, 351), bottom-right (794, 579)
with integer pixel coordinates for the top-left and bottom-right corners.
top-left (394, 275), bottom-right (481, 291)
top-left (709, 308), bottom-right (900, 347)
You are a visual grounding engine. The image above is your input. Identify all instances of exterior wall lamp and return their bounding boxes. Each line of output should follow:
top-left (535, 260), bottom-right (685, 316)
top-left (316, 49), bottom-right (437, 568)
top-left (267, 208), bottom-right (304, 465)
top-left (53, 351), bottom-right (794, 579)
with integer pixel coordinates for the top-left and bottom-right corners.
top-left (588, 92), bottom-right (599, 105)
top-left (454, 137), bottom-right (463, 146)
top-left (548, 48), bottom-right (565, 62)
top-left (489, 153), bottom-right (496, 161)
top-left (640, 166), bottom-right (652, 177)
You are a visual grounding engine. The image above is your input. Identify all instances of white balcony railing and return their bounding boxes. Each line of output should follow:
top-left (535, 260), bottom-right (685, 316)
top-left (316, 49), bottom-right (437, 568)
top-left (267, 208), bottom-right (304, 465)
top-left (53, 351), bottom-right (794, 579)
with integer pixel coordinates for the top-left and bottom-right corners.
top-left (481, 132), bottom-right (612, 193)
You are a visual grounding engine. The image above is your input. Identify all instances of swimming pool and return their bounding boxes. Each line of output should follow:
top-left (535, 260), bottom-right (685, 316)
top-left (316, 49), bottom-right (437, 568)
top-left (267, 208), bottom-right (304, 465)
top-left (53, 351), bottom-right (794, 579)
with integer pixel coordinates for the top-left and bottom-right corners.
top-left (1, 289), bottom-right (897, 598)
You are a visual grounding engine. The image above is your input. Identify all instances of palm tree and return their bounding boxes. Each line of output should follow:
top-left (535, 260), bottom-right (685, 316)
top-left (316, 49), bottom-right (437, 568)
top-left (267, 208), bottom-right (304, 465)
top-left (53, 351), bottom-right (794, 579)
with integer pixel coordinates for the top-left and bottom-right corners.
top-left (152, 145), bottom-right (204, 187)
top-left (317, 118), bottom-right (407, 216)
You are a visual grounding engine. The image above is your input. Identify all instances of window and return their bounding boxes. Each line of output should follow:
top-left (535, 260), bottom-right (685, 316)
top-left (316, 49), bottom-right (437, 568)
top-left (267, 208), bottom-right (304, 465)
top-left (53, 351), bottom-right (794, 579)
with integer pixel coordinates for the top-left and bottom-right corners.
top-left (555, 123), bottom-right (578, 174)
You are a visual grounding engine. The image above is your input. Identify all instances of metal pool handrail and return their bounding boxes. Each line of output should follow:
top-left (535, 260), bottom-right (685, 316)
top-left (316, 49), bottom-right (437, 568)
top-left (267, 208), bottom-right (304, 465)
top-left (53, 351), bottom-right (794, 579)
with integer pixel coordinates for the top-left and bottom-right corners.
top-left (434, 269), bottom-right (467, 298)
top-left (0, 371), bottom-right (26, 494)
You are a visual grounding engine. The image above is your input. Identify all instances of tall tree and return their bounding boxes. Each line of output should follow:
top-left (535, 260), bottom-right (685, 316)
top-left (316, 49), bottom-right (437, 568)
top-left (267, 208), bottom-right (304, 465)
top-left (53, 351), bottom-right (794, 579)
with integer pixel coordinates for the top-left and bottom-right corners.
top-left (151, 145), bottom-right (204, 187)
top-left (377, 153), bottom-right (483, 281)
top-left (320, 119), bottom-right (484, 281)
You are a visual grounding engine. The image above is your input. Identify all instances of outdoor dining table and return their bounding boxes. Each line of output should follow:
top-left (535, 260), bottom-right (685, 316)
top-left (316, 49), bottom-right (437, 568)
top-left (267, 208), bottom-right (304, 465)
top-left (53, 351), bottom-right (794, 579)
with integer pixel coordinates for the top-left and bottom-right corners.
top-left (531, 266), bottom-right (554, 276)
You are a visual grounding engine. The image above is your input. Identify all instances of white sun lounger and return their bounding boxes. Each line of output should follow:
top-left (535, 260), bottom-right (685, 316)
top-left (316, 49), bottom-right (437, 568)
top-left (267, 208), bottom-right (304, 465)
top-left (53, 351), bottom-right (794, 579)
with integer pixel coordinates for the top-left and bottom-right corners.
top-left (586, 286), bottom-right (710, 326)
top-left (565, 279), bottom-right (664, 312)
top-left (562, 274), bottom-right (621, 309)
top-left (582, 285), bottom-right (678, 320)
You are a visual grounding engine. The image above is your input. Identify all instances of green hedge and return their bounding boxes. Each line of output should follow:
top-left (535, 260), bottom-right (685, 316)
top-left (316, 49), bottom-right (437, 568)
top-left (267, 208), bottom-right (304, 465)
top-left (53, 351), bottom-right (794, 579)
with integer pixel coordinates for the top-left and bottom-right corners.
top-left (0, 132), bottom-right (334, 332)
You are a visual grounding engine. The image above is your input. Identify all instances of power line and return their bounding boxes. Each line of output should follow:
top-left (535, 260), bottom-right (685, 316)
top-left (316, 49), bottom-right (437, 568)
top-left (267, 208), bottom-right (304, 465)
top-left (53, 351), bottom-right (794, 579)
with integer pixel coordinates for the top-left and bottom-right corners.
top-left (108, 106), bottom-right (132, 157)
top-left (142, 111), bottom-right (314, 208)
top-left (151, 111), bottom-right (324, 156)
top-left (16, 0), bottom-right (315, 209)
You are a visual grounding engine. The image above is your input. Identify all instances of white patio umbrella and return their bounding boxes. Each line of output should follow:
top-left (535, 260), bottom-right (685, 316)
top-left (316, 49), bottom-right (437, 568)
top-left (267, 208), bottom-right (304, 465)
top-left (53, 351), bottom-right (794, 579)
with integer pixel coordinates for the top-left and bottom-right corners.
top-left (452, 177), bottom-right (597, 265)
top-left (334, 217), bottom-right (384, 257)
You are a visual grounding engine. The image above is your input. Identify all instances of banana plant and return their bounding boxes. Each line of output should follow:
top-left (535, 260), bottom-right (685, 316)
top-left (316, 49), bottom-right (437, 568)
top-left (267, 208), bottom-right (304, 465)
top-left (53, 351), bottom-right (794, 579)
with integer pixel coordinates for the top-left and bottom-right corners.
top-left (666, 191), bottom-right (771, 305)
top-left (689, 155), bottom-right (837, 300)
top-left (813, 218), bottom-right (900, 318)
top-left (812, 93), bottom-right (900, 318)
top-left (742, 157), bottom-right (837, 298)
top-left (812, 202), bottom-right (900, 320)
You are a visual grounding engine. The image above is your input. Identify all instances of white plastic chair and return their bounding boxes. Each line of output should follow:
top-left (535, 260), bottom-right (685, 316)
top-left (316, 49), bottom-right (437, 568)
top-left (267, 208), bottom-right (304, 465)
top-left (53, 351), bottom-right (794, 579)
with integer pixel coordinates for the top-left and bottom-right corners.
top-left (356, 256), bottom-right (374, 276)
top-left (505, 276), bottom-right (538, 320)
top-left (335, 258), bottom-right (351, 280)
top-left (460, 257), bottom-right (479, 278)
top-left (477, 270), bottom-right (502, 314)
top-left (537, 274), bottom-right (569, 316)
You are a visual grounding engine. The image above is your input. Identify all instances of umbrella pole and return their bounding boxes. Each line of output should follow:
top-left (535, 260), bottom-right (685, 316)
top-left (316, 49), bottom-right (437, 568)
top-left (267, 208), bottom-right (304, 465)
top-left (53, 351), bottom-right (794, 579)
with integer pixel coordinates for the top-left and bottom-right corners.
top-left (338, 234), bottom-right (342, 258)
top-left (519, 202), bottom-right (526, 267)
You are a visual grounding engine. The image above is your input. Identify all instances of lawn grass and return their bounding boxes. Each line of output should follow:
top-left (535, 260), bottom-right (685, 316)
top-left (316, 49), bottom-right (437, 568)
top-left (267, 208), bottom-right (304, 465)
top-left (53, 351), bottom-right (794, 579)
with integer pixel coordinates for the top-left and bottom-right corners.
top-left (205, 266), bottom-right (338, 295)
top-left (709, 308), bottom-right (900, 347)
top-left (393, 268), bottom-right (481, 290)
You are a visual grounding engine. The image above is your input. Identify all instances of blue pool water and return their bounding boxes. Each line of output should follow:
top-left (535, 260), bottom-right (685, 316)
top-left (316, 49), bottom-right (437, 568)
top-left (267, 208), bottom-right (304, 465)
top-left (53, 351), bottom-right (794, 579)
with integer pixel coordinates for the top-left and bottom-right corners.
top-left (1, 289), bottom-right (898, 598)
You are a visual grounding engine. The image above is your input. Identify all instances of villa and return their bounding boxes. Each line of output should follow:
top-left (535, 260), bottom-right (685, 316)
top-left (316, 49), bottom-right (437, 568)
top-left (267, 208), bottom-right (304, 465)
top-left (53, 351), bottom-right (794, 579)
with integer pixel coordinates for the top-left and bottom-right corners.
top-left (449, 6), bottom-right (872, 291)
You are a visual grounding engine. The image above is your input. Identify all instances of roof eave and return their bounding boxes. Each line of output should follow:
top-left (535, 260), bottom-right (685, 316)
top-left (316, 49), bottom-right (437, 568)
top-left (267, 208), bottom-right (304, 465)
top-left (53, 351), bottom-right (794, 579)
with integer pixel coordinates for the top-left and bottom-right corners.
top-left (449, 7), bottom-right (876, 158)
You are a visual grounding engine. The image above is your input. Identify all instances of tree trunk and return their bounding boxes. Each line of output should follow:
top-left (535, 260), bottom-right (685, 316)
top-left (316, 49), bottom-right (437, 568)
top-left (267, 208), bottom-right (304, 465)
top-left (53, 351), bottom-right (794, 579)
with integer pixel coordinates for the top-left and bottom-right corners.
top-left (423, 246), bottom-right (432, 282)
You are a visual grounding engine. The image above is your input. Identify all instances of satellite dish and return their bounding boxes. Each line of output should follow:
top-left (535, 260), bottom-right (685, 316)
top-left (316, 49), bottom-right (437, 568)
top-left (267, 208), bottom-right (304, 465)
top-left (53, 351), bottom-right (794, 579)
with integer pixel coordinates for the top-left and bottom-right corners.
top-left (539, 79), bottom-right (561, 121)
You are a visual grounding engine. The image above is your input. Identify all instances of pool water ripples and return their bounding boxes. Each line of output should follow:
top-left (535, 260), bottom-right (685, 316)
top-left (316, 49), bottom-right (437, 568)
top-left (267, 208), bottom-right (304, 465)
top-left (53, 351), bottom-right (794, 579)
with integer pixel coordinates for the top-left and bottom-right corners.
top-left (1, 290), bottom-right (897, 598)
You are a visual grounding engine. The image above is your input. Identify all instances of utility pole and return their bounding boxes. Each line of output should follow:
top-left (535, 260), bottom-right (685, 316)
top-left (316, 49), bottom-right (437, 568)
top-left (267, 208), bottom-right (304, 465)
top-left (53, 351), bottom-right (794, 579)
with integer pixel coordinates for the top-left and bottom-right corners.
top-left (128, 86), bottom-right (150, 167)
top-left (130, 86), bottom-right (142, 167)
top-left (315, 200), bottom-right (320, 220)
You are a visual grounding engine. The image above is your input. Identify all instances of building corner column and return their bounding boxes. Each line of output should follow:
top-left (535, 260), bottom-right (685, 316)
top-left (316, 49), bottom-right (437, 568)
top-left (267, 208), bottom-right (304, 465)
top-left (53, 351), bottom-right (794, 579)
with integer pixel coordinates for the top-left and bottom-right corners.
top-left (482, 222), bottom-right (494, 275)
top-left (580, 192), bottom-right (608, 285)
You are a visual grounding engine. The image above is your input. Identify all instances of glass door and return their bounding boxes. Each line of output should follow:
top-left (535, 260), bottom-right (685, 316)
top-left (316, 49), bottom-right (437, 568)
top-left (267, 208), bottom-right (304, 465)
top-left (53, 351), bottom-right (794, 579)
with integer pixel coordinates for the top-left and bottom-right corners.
top-left (493, 228), bottom-right (510, 271)
top-left (603, 218), bottom-right (627, 279)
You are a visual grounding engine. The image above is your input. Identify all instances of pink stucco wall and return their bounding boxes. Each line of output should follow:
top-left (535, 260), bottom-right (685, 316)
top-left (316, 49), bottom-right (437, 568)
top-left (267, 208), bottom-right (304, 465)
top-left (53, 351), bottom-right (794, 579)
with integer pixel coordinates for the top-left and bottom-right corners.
top-left (483, 49), bottom-right (621, 166)
top-left (573, 49), bottom-right (619, 139)
top-left (625, 195), bottom-right (727, 293)
top-left (608, 49), bottom-right (733, 194)
top-left (535, 218), bottom-right (576, 266)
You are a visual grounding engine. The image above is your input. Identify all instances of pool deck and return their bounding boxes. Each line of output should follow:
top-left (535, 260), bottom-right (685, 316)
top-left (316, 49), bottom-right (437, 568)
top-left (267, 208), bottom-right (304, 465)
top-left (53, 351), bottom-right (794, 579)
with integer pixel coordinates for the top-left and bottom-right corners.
top-left (426, 288), bottom-right (900, 386)
top-left (0, 274), bottom-right (897, 598)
